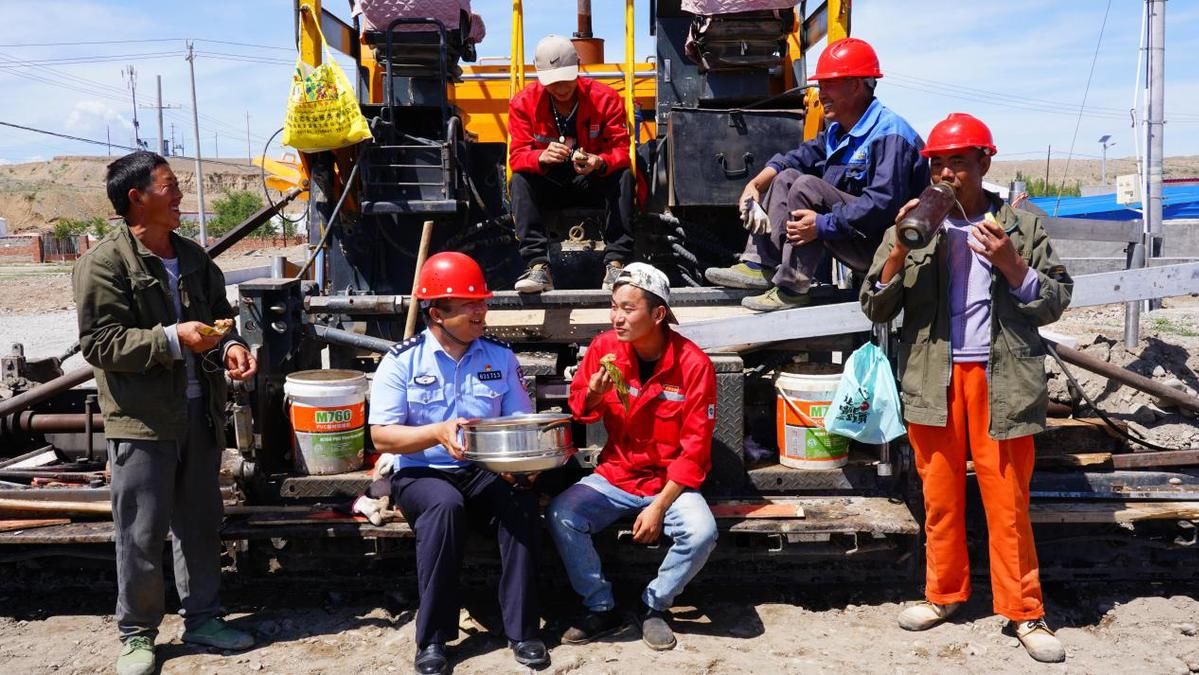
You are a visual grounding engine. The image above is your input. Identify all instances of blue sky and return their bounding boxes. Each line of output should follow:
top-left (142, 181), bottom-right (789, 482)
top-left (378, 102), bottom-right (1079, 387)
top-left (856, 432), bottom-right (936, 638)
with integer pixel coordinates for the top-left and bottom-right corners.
top-left (1, 1), bottom-right (1197, 168)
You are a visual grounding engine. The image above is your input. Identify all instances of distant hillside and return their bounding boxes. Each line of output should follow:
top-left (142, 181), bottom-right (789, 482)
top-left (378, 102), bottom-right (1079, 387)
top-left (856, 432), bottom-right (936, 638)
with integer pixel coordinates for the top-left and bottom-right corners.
top-left (0, 156), bottom-right (285, 232)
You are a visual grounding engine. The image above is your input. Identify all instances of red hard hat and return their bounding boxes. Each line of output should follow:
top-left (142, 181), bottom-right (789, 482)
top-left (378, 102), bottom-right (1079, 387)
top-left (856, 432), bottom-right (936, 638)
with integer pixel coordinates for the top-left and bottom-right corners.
top-left (921, 113), bottom-right (998, 158)
top-left (810, 37), bottom-right (883, 81)
top-left (414, 251), bottom-right (493, 301)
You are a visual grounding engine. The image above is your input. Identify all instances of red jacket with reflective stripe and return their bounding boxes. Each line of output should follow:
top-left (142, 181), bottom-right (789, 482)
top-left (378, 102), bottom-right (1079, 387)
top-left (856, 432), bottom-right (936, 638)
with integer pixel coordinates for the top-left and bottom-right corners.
top-left (569, 329), bottom-right (717, 496)
top-left (508, 77), bottom-right (631, 177)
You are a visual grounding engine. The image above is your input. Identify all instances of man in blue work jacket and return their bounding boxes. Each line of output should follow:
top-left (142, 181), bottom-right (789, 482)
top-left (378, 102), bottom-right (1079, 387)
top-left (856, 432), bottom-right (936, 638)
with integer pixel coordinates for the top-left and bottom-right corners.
top-left (705, 37), bottom-right (929, 312)
top-left (367, 252), bottom-right (548, 675)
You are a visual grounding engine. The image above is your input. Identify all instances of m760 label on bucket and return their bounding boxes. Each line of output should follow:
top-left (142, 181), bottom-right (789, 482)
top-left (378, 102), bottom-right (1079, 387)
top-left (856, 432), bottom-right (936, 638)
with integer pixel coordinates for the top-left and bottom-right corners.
top-left (291, 402), bottom-right (365, 433)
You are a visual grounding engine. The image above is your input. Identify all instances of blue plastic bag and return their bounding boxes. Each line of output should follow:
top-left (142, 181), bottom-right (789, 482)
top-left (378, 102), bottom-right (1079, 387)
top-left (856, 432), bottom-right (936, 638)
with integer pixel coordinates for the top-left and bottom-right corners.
top-left (823, 342), bottom-right (906, 444)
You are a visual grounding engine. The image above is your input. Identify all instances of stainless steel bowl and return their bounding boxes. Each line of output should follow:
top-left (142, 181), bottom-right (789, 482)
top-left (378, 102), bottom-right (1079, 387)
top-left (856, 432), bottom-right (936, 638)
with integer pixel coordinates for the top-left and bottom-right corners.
top-left (461, 413), bottom-right (576, 473)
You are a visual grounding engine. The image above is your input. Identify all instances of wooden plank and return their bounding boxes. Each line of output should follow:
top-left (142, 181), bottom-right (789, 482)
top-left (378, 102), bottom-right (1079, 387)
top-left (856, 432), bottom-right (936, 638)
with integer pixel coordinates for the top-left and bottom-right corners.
top-left (709, 501), bottom-right (806, 519)
top-left (0, 518), bottom-right (70, 532)
top-left (1035, 452), bottom-right (1113, 469)
top-left (1030, 501), bottom-right (1199, 524)
top-left (1112, 449), bottom-right (1199, 469)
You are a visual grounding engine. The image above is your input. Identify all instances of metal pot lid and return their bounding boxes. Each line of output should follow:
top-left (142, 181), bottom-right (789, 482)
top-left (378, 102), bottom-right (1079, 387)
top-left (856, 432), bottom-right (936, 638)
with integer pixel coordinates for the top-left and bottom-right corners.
top-left (462, 413), bottom-right (572, 429)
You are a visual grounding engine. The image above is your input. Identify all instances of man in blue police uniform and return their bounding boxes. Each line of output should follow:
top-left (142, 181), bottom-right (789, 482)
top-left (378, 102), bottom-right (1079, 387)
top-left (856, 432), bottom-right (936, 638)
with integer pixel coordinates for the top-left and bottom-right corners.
top-left (705, 37), bottom-right (928, 312)
top-left (367, 252), bottom-right (548, 675)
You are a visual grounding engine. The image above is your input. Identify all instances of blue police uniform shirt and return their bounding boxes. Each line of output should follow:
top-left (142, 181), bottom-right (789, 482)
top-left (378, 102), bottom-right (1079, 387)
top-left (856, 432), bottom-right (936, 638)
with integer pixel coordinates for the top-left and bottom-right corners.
top-left (368, 329), bottom-right (533, 471)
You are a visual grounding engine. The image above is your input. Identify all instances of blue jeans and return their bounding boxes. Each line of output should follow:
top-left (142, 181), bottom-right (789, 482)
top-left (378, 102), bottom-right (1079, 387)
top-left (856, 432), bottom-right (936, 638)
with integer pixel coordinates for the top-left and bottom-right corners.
top-left (546, 473), bottom-right (718, 612)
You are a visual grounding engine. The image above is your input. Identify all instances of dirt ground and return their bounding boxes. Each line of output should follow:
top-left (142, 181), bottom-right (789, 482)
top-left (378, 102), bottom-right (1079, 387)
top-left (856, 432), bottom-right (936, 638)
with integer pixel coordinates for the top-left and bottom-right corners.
top-left (0, 577), bottom-right (1197, 674)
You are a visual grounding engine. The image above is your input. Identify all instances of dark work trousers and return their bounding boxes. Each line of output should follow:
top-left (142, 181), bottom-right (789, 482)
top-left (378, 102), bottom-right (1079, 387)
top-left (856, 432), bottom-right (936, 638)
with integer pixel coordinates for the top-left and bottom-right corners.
top-left (509, 165), bottom-right (635, 266)
top-left (740, 169), bottom-right (883, 293)
top-left (109, 397), bottom-right (224, 640)
top-left (390, 465), bottom-right (541, 647)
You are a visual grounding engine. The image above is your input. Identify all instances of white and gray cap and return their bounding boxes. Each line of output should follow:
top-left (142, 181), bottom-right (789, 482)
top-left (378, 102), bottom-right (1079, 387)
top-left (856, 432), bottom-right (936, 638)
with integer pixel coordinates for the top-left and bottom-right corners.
top-left (534, 35), bottom-right (580, 85)
top-left (612, 262), bottom-right (678, 324)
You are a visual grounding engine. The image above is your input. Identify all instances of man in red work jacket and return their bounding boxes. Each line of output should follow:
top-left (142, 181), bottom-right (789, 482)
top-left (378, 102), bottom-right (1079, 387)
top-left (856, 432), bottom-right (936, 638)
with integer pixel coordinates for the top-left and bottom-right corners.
top-left (547, 263), bottom-right (718, 652)
top-left (508, 34), bottom-right (635, 293)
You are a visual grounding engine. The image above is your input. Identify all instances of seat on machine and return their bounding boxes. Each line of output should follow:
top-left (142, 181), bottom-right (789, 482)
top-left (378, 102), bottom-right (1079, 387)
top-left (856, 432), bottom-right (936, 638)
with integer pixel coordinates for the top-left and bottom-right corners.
top-left (352, 0), bottom-right (486, 71)
top-left (682, 1), bottom-right (796, 72)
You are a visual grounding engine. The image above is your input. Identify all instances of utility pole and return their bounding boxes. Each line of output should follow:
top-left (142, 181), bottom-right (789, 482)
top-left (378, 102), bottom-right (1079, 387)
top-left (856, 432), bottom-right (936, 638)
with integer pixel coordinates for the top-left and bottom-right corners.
top-left (106, 126), bottom-right (111, 156)
top-left (1044, 145), bottom-right (1051, 186)
top-left (214, 132), bottom-right (219, 159)
top-left (169, 123), bottom-right (176, 156)
top-left (186, 41), bottom-right (208, 246)
top-left (122, 66), bottom-right (142, 149)
top-left (141, 76), bottom-right (181, 155)
top-left (245, 111), bottom-right (252, 164)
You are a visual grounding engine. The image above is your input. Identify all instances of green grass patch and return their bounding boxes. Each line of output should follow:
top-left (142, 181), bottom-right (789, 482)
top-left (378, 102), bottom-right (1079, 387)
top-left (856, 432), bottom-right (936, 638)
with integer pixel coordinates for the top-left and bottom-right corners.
top-left (1150, 316), bottom-right (1199, 337)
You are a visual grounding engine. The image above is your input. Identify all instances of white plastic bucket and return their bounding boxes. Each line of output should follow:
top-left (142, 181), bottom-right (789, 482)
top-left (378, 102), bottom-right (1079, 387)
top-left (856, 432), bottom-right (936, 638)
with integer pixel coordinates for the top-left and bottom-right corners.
top-left (284, 369), bottom-right (369, 475)
top-left (775, 366), bottom-right (849, 469)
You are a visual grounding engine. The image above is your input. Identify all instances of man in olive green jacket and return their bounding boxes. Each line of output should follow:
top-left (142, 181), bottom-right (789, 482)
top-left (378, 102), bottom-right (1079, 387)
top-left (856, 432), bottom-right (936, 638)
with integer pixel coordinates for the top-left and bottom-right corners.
top-left (74, 151), bottom-right (257, 675)
top-left (859, 114), bottom-right (1072, 663)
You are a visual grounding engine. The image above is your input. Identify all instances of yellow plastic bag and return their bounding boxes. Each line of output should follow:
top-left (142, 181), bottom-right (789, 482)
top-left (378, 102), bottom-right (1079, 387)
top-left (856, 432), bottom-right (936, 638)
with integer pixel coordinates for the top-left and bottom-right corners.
top-left (283, 18), bottom-right (372, 153)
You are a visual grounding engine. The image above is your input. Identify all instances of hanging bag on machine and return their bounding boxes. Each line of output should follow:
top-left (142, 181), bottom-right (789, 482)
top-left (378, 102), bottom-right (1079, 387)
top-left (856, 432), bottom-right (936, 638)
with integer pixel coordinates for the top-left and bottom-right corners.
top-left (283, 11), bottom-right (372, 153)
top-left (824, 342), bottom-right (906, 444)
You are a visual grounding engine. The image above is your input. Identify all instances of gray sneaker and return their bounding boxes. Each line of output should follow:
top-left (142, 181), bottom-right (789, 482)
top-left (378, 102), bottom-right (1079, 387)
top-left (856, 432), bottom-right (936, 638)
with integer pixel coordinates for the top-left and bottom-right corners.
top-left (704, 262), bottom-right (774, 289)
top-left (514, 263), bottom-right (554, 293)
top-left (740, 286), bottom-right (812, 312)
top-left (182, 617), bottom-right (255, 651)
top-left (601, 260), bottom-right (625, 291)
top-left (116, 636), bottom-right (155, 675)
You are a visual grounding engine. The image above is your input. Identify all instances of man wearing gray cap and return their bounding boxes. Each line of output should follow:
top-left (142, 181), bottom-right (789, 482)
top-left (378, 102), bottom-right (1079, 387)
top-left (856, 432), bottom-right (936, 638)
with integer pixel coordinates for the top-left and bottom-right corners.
top-left (547, 263), bottom-right (718, 651)
top-left (508, 35), bottom-right (636, 293)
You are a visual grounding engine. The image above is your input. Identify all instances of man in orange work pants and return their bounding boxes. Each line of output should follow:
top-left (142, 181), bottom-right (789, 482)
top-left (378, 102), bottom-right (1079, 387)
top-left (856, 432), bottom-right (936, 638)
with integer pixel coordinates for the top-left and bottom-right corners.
top-left (860, 113), bottom-right (1073, 663)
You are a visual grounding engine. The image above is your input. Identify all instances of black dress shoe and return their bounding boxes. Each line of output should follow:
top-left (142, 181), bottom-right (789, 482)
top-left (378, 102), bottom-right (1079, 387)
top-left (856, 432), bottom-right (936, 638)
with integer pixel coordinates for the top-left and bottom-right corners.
top-left (561, 609), bottom-right (624, 645)
top-left (414, 643), bottom-right (448, 675)
top-left (508, 638), bottom-right (549, 667)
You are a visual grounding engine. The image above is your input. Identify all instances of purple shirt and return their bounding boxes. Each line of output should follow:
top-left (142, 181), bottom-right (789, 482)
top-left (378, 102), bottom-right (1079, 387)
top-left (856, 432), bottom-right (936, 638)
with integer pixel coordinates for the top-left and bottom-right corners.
top-left (944, 210), bottom-right (1040, 363)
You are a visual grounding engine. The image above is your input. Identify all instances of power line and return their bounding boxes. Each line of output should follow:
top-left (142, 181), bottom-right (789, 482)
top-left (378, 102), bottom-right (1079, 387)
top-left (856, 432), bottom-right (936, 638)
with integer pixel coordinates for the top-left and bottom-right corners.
top-left (0, 119), bottom-right (256, 169)
top-left (0, 37), bottom-right (291, 51)
top-left (1054, 0), bottom-right (1113, 215)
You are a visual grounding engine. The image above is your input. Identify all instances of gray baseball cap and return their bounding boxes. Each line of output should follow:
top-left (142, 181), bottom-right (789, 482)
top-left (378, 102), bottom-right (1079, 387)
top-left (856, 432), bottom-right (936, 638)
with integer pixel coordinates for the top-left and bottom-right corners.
top-left (612, 262), bottom-right (678, 324)
top-left (534, 35), bottom-right (579, 85)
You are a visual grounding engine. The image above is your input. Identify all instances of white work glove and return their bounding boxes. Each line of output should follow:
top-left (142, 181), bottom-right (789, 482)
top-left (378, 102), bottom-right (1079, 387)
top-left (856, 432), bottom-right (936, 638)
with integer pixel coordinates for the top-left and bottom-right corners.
top-left (371, 452), bottom-right (396, 481)
top-left (352, 495), bottom-right (392, 526)
top-left (741, 198), bottom-right (771, 235)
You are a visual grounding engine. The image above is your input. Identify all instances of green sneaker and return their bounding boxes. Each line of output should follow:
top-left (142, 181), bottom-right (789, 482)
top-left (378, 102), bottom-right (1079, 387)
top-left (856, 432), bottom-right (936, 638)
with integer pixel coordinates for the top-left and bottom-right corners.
top-left (740, 286), bottom-right (812, 312)
top-left (116, 635), bottom-right (155, 675)
top-left (704, 262), bottom-right (774, 290)
top-left (182, 617), bottom-right (255, 651)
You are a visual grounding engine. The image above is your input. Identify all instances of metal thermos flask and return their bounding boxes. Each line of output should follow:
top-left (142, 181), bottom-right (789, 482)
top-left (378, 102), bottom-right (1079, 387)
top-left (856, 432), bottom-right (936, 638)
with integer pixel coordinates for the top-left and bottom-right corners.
top-left (896, 182), bottom-right (957, 248)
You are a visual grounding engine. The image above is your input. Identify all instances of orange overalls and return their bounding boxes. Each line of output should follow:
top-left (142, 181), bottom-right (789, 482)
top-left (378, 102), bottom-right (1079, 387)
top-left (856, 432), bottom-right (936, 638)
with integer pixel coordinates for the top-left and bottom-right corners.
top-left (907, 361), bottom-right (1044, 621)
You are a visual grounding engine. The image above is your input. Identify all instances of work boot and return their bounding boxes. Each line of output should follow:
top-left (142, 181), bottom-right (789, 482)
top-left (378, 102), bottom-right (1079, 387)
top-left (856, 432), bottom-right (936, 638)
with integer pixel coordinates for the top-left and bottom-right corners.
top-left (897, 601), bottom-right (961, 631)
top-left (704, 262), bottom-right (773, 289)
top-left (561, 608), bottom-right (624, 645)
top-left (639, 603), bottom-right (677, 651)
top-left (740, 286), bottom-right (812, 312)
top-left (414, 643), bottom-right (449, 675)
top-left (601, 260), bottom-right (625, 291)
top-left (182, 617), bottom-right (255, 651)
top-left (509, 638), bottom-right (549, 667)
top-left (515, 263), bottom-right (554, 293)
top-left (1008, 618), bottom-right (1066, 663)
top-left (116, 635), bottom-right (155, 675)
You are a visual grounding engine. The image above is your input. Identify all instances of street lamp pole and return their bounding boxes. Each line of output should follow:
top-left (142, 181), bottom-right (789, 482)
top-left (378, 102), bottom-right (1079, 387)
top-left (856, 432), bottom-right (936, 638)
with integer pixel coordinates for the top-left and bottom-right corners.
top-left (1098, 134), bottom-right (1115, 185)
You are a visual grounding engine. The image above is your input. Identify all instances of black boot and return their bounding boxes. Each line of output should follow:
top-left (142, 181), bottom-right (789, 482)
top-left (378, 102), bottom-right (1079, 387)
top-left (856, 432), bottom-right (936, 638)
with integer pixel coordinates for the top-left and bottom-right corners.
top-left (639, 604), bottom-right (676, 651)
top-left (561, 608), bottom-right (624, 645)
top-left (414, 643), bottom-right (448, 675)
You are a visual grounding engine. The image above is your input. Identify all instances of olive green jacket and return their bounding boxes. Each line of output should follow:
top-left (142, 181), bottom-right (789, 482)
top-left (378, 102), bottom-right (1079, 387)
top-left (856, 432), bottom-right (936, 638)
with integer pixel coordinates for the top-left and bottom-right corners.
top-left (73, 225), bottom-right (242, 445)
top-left (859, 196), bottom-right (1073, 439)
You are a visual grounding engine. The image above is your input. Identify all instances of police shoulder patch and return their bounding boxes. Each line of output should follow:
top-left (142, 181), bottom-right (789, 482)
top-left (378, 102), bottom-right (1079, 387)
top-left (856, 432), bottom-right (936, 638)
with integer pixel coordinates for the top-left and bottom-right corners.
top-left (388, 333), bottom-right (424, 356)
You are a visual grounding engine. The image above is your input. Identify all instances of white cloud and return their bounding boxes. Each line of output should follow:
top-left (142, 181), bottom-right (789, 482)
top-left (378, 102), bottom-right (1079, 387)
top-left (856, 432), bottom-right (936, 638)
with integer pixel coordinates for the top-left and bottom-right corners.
top-left (64, 100), bottom-right (133, 135)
